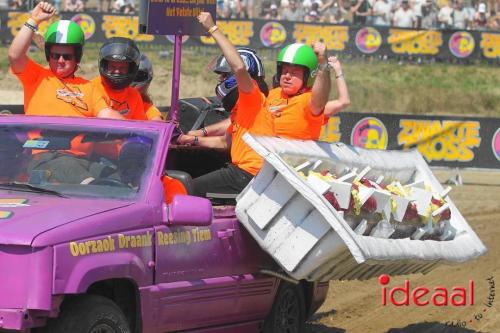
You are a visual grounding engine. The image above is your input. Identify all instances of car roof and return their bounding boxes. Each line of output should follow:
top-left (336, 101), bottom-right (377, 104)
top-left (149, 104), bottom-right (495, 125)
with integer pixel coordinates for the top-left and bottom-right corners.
top-left (0, 115), bottom-right (175, 133)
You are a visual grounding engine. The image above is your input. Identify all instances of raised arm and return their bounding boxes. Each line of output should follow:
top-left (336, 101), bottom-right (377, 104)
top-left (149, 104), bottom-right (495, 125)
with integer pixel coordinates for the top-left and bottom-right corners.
top-left (324, 56), bottom-right (350, 118)
top-left (8, 2), bottom-right (56, 73)
top-left (310, 41), bottom-right (331, 116)
top-left (197, 12), bottom-right (254, 94)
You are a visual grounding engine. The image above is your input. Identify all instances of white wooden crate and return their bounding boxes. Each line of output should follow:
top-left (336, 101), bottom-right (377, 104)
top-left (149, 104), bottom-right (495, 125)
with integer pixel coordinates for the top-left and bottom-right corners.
top-left (236, 134), bottom-right (487, 281)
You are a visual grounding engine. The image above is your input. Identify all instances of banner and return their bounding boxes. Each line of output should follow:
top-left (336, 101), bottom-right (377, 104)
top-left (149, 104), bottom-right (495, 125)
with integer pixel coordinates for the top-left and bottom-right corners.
top-left (321, 112), bottom-right (500, 170)
top-left (2, 101), bottom-right (500, 170)
top-left (1, 11), bottom-right (499, 62)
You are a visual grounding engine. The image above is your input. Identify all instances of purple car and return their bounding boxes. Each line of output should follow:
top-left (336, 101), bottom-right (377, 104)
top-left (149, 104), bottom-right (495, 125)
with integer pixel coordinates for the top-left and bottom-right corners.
top-left (0, 116), bottom-right (328, 333)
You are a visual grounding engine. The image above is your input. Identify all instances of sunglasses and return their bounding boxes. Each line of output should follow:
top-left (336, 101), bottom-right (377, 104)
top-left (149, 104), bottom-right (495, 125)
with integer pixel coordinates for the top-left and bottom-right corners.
top-left (49, 52), bottom-right (75, 61)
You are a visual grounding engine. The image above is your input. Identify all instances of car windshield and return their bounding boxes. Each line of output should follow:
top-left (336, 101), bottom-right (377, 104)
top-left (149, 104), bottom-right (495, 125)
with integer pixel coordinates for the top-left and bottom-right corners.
top-left (0, 123), bottom-right (158, 199)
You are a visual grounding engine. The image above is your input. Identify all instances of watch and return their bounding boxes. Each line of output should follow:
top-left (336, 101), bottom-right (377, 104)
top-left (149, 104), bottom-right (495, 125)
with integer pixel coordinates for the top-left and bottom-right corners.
top-left (318, 62), bottom-right (332, 72)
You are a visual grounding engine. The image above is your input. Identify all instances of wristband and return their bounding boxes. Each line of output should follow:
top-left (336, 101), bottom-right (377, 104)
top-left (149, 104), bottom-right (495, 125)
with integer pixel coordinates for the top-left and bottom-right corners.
top-left (201, 127), bottom-right (208, 136)
top-left (29, 16), bottom-right (40, 25)
top-left (335, 73), bottom-right (344, 79)
top-left (24, 21), bottom-right (38, 32)
top-left (318, 62), bottom-right (332, 72)
top-left (208, 25), bottom-right (219, 35)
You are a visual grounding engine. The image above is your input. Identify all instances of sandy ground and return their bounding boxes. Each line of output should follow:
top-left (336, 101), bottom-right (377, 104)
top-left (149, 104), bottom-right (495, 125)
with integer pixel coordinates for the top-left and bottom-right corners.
top-left (305, 170), bottom-right (500, 333)
top-left (0, 88), bottom-right (498, 333)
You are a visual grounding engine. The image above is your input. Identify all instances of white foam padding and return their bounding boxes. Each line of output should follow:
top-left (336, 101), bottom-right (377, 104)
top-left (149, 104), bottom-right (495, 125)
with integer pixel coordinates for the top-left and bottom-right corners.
top-left (236, 134), bottom-right (487, 281)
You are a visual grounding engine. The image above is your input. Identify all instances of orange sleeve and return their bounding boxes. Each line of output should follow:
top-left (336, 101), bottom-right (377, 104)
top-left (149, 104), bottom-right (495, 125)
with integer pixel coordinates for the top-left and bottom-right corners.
top-left (90, 83), bottom-right (109, 117)
top-left (302, 93), bottom-right (328, 125)
top-left (162, 176), bottom-right (188, 204)
top-left (145, 103), bottom-right (163, 120)
top-left (11, 58), bottom-right (43, 86)
top-left (233, 81), bottom-right (264, 128)
top-left (126, 89), bottom-right (148, 120)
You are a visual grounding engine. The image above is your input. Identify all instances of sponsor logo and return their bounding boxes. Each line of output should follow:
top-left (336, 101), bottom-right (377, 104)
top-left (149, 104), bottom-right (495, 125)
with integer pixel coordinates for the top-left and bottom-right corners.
top-left (449, 31), bottom-right (475, 58)
top-left (355, 27), bottom-right (382, 54)
top-left (71, 13), bottom-right (96, 40)
top-left (351, 117), bottom-right (388, 149)
top-left (379, 274), bottom-right (474, 307)
top-left (398, 119), bottom-right (481, 162)
top-left (260, 22), bottom-right (287, 48)
top-left (491, 128), bottom-right (500, 162)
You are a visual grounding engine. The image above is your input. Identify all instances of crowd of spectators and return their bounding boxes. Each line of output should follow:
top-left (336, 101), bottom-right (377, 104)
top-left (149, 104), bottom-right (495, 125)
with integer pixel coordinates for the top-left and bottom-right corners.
top-left (0, 0), bottom-right (498, 30)
top-left (248, 0), bottom-right (500, 30)
top-left (1, 0), bottom-right (137, 14)
top-left (258, 0), bottom-right (500, 30)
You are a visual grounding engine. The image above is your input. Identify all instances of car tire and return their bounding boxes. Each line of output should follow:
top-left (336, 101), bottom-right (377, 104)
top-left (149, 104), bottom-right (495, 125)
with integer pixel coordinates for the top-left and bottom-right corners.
top-left (34, 295), bottom-right (131, 333)
top-left (263, 282), bottom-right (306, 333)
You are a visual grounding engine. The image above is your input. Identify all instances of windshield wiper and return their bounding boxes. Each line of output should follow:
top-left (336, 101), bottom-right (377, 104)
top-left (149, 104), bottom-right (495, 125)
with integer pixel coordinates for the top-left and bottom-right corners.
top-left (0, 182), bottom-right (67, 198)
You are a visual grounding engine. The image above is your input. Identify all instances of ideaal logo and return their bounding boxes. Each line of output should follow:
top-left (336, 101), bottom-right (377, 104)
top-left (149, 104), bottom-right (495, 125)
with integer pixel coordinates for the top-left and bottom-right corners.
top-left (379, 274), bottom-right (474, 307)
top-left (379, 274), bottom-right (496, 328)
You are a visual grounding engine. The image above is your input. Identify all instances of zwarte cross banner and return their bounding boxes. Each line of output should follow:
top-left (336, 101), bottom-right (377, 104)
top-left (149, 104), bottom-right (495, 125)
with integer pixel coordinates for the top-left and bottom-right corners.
top-left (1, 11), bottom-right (499, 62)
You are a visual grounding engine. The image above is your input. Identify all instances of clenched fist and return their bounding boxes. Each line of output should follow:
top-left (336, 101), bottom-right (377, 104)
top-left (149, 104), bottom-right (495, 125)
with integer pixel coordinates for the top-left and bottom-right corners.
top-left (31, 2), bottom-right (56, 23)
top-left (312, 41), bottom-right (327, 65)
top-left (197, 12), bottom-right (215, 31)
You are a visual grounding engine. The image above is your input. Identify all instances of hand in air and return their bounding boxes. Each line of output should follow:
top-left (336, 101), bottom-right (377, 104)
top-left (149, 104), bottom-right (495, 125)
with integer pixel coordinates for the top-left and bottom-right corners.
top-left (197, 12), bottom-right (216, 31)
top-left (31, 2), bottom-right (56, 23)
top-left (328, 56), bottom-right (342, 73)
top-left (312, 41), bottom-right (328, 64)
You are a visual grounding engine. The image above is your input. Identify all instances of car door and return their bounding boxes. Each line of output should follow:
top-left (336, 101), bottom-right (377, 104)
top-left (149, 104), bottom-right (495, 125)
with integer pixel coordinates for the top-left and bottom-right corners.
top-left (212, 207), bottom-right (279, 324)
top-left (153, 214), bottom-right (241, 332)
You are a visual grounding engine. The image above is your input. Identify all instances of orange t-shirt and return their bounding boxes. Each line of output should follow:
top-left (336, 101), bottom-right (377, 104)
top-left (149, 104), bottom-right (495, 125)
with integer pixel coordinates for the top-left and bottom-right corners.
top-left (13, 58), bottom-right (108, 117)
top-left (91, 77), bottom-right (147, 120)
top-left (228, 81), bottom-right (274, 176)
top-left (144, 102), bottom-right (163, 120)
top-left (161, 175), bottom-right (187, 204)
top-left (265, 87), bottom-right (327, 140)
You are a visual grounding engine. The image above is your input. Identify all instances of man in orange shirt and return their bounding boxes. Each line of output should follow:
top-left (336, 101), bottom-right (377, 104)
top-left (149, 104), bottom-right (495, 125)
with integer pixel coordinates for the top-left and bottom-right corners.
top-left (8, 2), bottom-right (122, 119)
top-left (91, 37), bottom-right (156, 121)
top-left (266, 42), bottom-right (332, 140)
top-left (131, 54), bottom-right (163, 121)
top-left (177, 47), bottom-right (268, 149)
top-left (183, 12), bottom-right (273, 197)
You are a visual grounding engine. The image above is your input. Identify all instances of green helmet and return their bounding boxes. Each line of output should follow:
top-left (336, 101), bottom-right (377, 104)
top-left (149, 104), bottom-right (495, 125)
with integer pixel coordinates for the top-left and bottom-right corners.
top-left (277, 43), bottom-right (318, 88)
top-left (44, 20), bottom-right (85, 63)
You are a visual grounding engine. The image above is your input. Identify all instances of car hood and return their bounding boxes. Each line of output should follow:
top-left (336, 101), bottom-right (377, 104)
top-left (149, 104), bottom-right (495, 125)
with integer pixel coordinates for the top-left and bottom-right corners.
top-left (0, 192), bottom-right (132, 246)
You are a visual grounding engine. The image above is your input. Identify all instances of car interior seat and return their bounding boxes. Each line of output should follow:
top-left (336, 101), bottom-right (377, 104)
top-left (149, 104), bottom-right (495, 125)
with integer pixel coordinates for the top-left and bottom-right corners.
top-left (165, 169), bottom-right (193, 195)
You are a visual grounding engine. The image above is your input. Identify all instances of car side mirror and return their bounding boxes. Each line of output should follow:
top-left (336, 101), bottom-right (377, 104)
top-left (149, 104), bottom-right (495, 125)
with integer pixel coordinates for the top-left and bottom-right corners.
top-left (164, 195), bottom-right (213, 226)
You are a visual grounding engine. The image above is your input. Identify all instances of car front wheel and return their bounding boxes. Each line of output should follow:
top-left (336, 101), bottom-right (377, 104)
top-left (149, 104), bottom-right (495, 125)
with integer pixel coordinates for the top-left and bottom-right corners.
top-left (34, 295), bottom-right (131, 333)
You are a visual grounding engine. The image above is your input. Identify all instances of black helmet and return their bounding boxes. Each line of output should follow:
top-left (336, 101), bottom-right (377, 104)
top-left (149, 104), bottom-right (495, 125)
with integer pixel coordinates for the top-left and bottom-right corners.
top-left (131, 54), bottom-right (153, 89)
top-left (213, 48), bottom-right (266, 112)
top-left (212, 47), bottom-right (265, 78)
top-left (99, 37), bottom-right (140, 90)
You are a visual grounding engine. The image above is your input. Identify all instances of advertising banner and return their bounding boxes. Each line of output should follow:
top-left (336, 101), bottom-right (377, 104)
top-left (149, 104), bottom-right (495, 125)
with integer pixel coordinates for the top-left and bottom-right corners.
top-left (321, 112), bottom-right (500, 170)
top-left (1, 11), bottom-right (499, 62)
